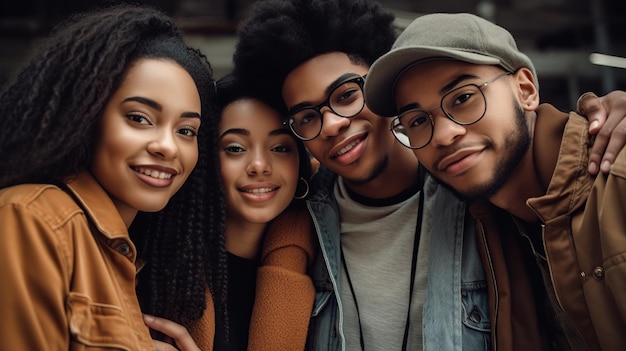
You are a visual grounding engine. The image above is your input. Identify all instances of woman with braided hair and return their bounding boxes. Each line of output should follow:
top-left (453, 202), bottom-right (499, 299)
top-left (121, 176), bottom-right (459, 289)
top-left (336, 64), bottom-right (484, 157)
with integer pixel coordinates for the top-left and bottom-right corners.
top-left (0, 4), bottom-right (224, 350)
top-left (177, 73), bottom-right (315, 351)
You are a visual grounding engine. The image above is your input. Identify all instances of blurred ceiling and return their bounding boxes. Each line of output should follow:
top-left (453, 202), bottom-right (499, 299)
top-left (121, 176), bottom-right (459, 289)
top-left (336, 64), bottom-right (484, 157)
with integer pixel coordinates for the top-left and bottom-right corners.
top-left (1, 0), bottom-right (625, 110)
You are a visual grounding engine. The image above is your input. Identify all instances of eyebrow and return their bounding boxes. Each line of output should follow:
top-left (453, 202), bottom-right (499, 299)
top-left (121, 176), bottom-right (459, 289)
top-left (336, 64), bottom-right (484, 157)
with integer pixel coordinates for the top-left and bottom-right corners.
top-left (219, 127), bottom-right (292, 140)
top-left (397, 74), bottom-right (480, 114)
top-left (122, 96), bottom-right (201, 119)
top-left (440, 74), bottom-right (478, 95)
top-left (288, 72), bottom-right (361, 113)
top-left (219, 128), bottom-right (248, 140)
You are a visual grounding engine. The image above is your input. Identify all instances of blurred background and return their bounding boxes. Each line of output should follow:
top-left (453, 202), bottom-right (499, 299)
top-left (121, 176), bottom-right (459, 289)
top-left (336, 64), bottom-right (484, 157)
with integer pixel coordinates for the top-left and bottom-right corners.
top-left (1, 0), bottom-right (624, 111)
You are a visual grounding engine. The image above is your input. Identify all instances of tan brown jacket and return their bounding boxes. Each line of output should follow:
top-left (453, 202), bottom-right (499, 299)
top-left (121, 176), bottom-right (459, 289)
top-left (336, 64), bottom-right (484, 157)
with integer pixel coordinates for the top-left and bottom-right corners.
top-left (471, 104), bottom-right (626, 350)
top-left (0, 171), bottom-right (154, 350)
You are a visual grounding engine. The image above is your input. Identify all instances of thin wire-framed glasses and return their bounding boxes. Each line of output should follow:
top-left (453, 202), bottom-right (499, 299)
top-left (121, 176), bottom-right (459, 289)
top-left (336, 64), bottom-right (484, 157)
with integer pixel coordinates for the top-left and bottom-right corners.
top-left (390, 71), bottom-right (512, 149)
top-left (284, 75), bottom-right (366, 141)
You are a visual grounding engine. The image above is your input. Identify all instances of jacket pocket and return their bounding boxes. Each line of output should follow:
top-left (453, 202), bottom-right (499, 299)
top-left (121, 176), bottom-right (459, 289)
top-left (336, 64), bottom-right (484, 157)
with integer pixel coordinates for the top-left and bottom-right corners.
top-left (461, 281), bottom-right (491, 350)
top-left (67, 293), bottom-right (140, 350)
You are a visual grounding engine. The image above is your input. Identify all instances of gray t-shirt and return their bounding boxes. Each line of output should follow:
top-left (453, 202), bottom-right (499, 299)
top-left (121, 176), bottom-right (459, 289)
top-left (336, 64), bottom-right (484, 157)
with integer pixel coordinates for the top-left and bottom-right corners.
top-left (336, 177), bottom-right (430, 351)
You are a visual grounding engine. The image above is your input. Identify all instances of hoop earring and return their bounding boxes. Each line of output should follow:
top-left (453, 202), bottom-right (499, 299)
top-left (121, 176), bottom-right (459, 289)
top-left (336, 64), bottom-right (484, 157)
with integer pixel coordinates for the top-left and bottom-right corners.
top-left (294, 177), bottom-right (310, 200)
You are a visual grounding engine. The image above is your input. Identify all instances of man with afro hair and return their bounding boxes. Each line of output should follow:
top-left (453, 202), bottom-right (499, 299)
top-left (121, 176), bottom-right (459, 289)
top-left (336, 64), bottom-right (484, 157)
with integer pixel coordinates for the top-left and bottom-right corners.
top-left (233, 0), bottom-right (626, 350)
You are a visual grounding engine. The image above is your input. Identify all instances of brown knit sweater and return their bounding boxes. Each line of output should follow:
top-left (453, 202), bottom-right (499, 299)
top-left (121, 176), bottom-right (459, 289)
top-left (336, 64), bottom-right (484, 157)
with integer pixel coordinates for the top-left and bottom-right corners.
top-left (188, 203), bottom-right (316, 350)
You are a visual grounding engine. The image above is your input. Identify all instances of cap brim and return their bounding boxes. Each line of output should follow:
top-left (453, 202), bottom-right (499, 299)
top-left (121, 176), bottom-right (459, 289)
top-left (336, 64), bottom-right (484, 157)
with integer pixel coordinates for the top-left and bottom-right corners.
top-left (365, 46), bottom-right (501, 117)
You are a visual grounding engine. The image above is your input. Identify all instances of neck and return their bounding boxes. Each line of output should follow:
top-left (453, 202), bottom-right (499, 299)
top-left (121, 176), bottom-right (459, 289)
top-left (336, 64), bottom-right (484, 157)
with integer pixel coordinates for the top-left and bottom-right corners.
top-left (112, 200), bottom-right (138, 229)
top-left (344, 142), bottom-right (420, 199)
top-left (225, 216), bottom-right (267, 259)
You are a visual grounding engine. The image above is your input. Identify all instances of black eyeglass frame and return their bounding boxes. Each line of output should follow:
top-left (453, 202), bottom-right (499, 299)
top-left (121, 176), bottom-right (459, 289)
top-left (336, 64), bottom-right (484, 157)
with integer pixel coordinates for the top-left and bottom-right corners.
top-left (390, 71), bottom-right (512, 149)
top-left (284, 75), bottom-right (367, 141)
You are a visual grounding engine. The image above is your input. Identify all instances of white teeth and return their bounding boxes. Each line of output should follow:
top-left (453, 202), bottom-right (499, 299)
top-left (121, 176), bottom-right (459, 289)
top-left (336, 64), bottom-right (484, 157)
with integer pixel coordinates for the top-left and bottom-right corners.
top-left (244, 187), bottom-right (275, 194)
top-left (135, 167), bottom-right (172, 179)
top-left (336, 139), bottom-right (361, 156)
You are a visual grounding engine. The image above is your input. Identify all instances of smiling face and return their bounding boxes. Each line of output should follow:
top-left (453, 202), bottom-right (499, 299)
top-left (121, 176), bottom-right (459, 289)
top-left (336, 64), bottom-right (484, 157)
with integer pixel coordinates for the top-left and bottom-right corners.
top-left (394, 60), bottom-right (532, 200)
top-left (282, 52), bottom-right (399, 186)
top-left (218, 98), bottom-right (300, 225)
top-left (91, 58), bottom-right (201, 224)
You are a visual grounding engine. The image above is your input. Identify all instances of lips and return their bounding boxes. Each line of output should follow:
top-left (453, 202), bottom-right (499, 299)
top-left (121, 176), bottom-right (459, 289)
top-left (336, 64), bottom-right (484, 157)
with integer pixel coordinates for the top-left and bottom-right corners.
top-left (238, 183), bottom-right (280, 202)
top-left (437, 147), bottom-right (483, 173)
top-left (133, 166), bottom-right (174, 179)
top-left (241, 187), bottom-right (278, 194)
top-left (131, 165), bottom-right (179, 188)
top-left (333, 138), bottom-right (361, 157)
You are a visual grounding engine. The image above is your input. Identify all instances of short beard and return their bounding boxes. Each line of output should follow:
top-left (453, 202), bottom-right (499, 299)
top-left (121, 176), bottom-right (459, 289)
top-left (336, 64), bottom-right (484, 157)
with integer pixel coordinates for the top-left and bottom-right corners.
top-left (463, 102), bottom-right (531, 203)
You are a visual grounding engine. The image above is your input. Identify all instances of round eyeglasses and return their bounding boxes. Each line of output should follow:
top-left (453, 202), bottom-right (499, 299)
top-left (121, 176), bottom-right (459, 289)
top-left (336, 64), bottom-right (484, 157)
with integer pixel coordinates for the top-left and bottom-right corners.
top-left (390, 72), bottom-right (511, 149)
top-left (284, 75), bottom-right (366, 141)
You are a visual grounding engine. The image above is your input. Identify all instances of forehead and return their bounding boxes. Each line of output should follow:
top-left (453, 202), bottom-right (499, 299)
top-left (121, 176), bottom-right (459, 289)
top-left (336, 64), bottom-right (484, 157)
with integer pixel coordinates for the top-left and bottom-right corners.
top-left (115, 58), bottom-right (200, 108)
top-left (219, 98), bottom-right (283, 131)
top-left (282, 52), bottom-right (368, 106)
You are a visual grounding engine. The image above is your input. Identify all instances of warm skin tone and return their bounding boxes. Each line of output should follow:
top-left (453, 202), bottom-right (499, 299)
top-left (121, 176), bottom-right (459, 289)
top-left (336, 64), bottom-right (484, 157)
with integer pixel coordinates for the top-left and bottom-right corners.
top-left (394, 60), bottom-right (543, 222)
top-left (89, 58), bottom-right (202, 350)
top-left (282, 52), bottom-right (419, 199)
top-left (91, 58), bottom-right (201, 228)
top-left (219, 98), bottom-right (300, 259)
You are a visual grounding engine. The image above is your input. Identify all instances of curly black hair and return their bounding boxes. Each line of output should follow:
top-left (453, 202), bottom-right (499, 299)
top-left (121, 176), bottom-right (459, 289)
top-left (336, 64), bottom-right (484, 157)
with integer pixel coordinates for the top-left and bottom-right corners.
top-left (232, 0), bottom-right (396, 114)
top-left (0, 3), bottom-right (227, 327)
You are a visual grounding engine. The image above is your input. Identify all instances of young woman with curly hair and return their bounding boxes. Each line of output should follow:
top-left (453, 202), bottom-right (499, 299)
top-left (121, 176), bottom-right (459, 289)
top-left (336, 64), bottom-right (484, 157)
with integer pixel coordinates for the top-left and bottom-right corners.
top-left (0, 4), bottom-right (225, 350)
top-left (178, 73), bottom-right (315, 351)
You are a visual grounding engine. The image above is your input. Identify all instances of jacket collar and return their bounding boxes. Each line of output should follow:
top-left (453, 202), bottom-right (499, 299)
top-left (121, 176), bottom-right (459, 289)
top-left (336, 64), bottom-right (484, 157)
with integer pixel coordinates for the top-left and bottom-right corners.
top-left (526, 104), bottom-right (593, 222)
top-left (65, 171), bottom-right (128, 239)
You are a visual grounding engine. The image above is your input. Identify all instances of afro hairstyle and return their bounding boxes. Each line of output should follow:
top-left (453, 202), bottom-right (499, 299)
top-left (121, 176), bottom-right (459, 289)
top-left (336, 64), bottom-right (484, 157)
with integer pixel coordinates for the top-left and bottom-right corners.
top-left (233, 0), bottom-right (396, 115)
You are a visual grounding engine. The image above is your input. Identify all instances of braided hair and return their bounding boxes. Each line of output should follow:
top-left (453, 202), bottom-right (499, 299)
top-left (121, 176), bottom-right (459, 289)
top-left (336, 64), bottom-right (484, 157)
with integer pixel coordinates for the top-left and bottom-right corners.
top-left (232, 0), bottom-right (397, 114)
top-left (0, 3), bottom-right (227, 327)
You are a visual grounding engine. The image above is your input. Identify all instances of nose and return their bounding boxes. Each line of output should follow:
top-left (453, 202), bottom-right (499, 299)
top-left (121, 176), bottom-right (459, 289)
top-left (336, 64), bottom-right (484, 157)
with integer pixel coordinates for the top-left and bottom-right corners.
top-left (318, 108), bottom-right (350, 139)
top-left (430, 110), bottom-right (466, 147)
top-left (247, 148), bottom-right (272, 176)
top-left (147, 129), bottom-right (179, 159)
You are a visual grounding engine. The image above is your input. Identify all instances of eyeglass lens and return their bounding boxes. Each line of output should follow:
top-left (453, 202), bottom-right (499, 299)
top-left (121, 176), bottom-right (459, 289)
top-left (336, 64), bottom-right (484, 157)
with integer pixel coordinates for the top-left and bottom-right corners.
top-left (392, 83), bottom-right (488, 149)
top-left (289, 77), bottom-right (364, 140)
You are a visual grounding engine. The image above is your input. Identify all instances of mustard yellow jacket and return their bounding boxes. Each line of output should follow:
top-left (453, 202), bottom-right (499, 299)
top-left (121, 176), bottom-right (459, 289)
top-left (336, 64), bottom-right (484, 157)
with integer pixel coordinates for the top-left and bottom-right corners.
top-left (0, 172), bottom-right (154, 350)
top-left (188, 203), bottom-right (316, 350)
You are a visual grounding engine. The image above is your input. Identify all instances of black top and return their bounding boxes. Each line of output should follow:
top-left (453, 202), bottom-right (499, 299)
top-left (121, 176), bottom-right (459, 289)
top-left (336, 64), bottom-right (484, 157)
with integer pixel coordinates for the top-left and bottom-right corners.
top-left (213, 252), bottom-right (259, 351)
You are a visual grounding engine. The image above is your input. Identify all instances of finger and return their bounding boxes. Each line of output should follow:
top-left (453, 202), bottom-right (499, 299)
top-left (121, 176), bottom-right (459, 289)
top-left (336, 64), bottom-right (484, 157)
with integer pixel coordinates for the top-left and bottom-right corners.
top-left (599, 120), bottom-right (626, 173)
top-left (144, 314), bottom-right (200, 351)
top-left (576, 92), bottom-right (604, 134)
top-left (588, 120), bottom-right (614, 175)
top-left (153, 339), bottom-right (179, 351)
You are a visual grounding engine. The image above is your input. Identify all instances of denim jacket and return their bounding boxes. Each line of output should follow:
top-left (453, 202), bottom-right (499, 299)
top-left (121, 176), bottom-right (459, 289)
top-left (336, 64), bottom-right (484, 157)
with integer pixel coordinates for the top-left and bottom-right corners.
top-left (305, 166), bottom-right (490, 351)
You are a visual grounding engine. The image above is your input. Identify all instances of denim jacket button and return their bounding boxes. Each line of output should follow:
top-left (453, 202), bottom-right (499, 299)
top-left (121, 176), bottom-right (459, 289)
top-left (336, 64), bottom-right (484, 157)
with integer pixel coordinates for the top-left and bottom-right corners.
top-left (592, 266), bottom-right (605, 280)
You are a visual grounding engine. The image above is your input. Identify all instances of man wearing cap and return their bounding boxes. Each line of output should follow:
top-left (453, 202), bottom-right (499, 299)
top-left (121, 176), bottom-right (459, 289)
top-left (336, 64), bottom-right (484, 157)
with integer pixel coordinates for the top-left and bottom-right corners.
top-left (365, 12), bottom-right (626, 351)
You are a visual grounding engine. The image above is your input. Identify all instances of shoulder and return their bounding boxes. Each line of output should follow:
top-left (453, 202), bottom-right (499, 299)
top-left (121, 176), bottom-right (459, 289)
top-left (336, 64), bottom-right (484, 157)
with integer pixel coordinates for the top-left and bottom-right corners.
top-left (264, 203), bottom-right (316, 263)
top-left (0, 183), bottom-right (82, 230)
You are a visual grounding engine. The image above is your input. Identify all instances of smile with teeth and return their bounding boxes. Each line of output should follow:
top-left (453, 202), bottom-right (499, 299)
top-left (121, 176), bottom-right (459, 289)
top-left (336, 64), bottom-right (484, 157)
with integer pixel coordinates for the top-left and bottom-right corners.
top-left (335, 138), bottom-right (361, 157)
top-left (134, 167), bottom-right (173, 179)
top-left (242, 187), bottom-right (278, 194)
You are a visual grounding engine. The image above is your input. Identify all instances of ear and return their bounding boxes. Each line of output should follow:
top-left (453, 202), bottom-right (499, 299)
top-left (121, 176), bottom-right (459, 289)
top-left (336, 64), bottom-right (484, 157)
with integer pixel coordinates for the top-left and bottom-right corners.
top-left (513, 67), bottom-right (539, 111)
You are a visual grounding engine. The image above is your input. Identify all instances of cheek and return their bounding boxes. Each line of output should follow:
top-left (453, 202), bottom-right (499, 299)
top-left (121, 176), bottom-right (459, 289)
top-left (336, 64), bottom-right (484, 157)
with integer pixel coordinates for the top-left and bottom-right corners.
top-left (219, 157), bottom-right (240, 187)
top-left (281, 156), bottom-right (301, 188)
top-left (90, 129), bottom-right (126, 174)
top-left (175, 141), bottom-right (199, 184)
